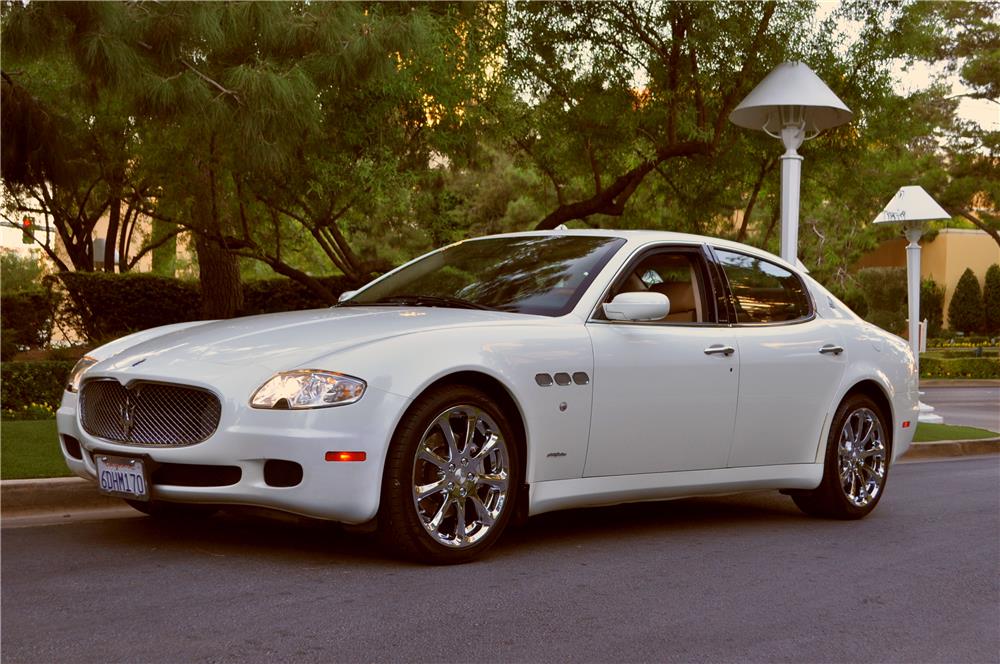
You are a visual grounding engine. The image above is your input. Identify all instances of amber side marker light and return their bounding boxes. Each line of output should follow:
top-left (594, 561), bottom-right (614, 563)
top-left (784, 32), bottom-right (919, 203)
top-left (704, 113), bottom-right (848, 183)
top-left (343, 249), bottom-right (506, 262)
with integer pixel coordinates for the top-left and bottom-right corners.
top-left (325, 451), bottom-right (366, 462)
top-left (902, 421), bottom-right (911, 428)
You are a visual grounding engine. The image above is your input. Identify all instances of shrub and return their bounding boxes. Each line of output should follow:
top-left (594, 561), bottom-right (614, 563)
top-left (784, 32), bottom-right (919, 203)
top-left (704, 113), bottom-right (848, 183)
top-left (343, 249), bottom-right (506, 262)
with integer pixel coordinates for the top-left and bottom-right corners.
top-left (0, 249), bottom-right (45, 294)
top-left (0, 289), bottom-right (60, 351)
top-left (919, 357), bottom-right (1000, 379)
top-left (0, 330), bottom-right (17, 361)
top-left (46, 271), bottom-right (361, 344)
top-left (983, 263), bottom-right (1000, 336)
top-left (48, 271), bottom-right (201, 344)
top-left (0, 361), bottom-right (76, 414)
top-left (920, 278), bottom-right (945, 337)
top-left (928, 336), bottom-right (998, 348)
top-left (855, 267), bottom-right (907, 334)
top-left (930, 349), bottom-right (999, 359)
top-left (948, 268), bottom-right (984, 334)
top-left (241, 275), bottom-right (358, 315)
top-left (841, 287), bottom-right (869, 318)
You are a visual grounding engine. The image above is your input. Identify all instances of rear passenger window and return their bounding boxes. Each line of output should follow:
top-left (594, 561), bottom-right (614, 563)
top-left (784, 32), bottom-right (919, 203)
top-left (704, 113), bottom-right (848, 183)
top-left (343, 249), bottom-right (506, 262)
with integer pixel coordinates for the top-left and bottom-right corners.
top-left (715, 249), bottom-right (811, 324)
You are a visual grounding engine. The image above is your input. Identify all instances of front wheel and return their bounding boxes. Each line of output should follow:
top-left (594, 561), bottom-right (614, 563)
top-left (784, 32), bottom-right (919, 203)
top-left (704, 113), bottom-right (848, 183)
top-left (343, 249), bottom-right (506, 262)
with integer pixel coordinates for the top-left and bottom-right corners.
top-left (379, 385), bottom-right (521, 564)
top-left (791, 393), bottom-right (891, 519)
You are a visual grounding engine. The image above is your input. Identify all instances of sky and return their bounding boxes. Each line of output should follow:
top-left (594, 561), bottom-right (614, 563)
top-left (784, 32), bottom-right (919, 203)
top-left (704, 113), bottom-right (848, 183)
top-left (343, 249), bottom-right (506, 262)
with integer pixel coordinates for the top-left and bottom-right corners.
top-left (815, 0), bottom-right (998, 132)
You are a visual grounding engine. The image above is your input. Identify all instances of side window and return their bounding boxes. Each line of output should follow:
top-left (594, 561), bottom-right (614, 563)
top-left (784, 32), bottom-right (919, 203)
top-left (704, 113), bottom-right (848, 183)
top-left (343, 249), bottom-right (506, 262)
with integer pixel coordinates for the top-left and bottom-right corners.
top-left (607, 250), bottom-right (713, 324)
top-left (715, 249), bottom-right (812, 324)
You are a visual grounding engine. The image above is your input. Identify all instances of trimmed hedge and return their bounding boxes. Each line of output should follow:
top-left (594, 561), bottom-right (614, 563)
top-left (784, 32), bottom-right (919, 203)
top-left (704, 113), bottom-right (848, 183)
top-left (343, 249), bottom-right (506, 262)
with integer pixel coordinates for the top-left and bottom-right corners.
top-left (930, 349), bottom-right (999, 359)
top-left (1, 361), bottom-right (76, 414)
top-left (50, 272), bottom-right (201, 344)
top-left (48, 272), bottom-right (360, 344)
top-left (920, 357), bottom-right (1000, 379)
top-left (928, 336), bottom-right (999, 348)
top-left (243, 275), bottom-right (359, 315)
top-left (0, 290), bottom-right (60, 358)
top-left (856, 267), bottom-right (907, 334)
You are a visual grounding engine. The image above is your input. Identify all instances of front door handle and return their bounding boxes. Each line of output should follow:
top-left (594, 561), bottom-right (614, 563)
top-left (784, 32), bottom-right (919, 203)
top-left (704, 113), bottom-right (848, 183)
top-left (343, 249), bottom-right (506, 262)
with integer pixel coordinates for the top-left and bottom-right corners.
top-left (704, 344), bottom-right (735, 356)
top-left (819, 344), bottom-right (844, 356)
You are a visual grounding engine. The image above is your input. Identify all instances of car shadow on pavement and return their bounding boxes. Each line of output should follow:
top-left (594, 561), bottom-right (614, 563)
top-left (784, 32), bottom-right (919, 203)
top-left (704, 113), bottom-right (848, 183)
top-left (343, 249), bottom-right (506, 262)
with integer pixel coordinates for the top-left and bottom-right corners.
top-left (69, 489), bottom-right (812, 566)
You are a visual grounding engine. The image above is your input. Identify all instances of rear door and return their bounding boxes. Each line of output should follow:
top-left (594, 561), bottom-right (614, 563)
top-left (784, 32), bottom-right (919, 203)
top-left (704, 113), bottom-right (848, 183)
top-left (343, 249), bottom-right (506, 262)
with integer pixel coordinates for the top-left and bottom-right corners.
top-left (711, 247), bottom-right (848, 467)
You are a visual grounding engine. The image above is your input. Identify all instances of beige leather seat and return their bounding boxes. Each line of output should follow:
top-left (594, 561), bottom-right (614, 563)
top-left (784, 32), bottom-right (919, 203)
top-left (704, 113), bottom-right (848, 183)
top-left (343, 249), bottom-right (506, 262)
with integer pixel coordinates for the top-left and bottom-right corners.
top-left (650, 282), bottom-right (697, 322)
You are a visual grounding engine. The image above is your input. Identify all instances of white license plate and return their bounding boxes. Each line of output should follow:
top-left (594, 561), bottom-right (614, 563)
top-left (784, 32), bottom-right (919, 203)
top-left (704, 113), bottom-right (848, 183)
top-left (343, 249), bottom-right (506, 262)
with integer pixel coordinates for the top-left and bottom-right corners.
top-left (96, 455), bottom-right (150, 501)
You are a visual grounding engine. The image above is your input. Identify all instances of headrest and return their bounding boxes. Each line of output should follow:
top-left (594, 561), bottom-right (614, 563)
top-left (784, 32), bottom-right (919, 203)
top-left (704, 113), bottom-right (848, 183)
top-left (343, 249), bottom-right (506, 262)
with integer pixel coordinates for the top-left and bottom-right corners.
top-left (651, 282), bottom-right (695, 311)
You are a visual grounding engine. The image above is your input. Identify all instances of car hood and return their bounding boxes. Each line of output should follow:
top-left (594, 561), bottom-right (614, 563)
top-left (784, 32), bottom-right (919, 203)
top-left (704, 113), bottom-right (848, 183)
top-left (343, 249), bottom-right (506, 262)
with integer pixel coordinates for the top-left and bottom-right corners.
top-left (98, 306), bottom-right (540, 374)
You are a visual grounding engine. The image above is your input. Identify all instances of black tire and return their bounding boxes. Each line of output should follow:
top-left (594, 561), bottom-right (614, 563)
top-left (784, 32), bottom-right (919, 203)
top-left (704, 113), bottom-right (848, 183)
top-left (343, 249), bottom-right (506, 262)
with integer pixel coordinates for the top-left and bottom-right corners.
top-left (125, 499), bottom-right (217, 519)
top-left (379, 384), bottom-right (522, 564)
top-left (791, 393), bottom-right (891, 519)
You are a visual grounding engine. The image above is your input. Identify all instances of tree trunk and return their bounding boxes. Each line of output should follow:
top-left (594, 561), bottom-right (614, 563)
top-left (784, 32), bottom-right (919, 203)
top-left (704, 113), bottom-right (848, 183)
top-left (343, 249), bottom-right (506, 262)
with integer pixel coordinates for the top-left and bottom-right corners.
top-left (192, 135), bottom-right (243, 319)
top-left (103, 197), bottom-right (121, 272)
top-left (195, 233), bottom-right (243, 319)
top-left (150, 216), bottom-right (177, 276)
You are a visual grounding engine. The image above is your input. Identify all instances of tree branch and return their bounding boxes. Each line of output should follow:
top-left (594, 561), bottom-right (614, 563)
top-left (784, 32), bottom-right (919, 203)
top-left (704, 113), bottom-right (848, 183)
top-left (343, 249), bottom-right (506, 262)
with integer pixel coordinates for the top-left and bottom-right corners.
top-left (955, 208), bottom-right (1000, 248)
top-left (181, 60), bottom-right (241, 105)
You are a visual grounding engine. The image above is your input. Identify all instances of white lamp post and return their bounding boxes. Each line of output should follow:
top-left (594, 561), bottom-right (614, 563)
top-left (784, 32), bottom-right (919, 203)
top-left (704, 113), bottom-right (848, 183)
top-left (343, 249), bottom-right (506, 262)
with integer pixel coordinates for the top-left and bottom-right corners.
top-left (730, 62), bottom-right (852, 265)
top-left (873, 185), bottom-right (951, 372)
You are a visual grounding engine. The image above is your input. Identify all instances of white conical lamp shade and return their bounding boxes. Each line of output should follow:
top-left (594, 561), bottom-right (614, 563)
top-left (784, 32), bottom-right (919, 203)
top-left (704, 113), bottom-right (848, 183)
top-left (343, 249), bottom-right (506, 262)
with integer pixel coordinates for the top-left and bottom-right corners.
top-left (730, 62), bottom-right (852, 133)
top-left (873, 186), bottom-right (951, 224)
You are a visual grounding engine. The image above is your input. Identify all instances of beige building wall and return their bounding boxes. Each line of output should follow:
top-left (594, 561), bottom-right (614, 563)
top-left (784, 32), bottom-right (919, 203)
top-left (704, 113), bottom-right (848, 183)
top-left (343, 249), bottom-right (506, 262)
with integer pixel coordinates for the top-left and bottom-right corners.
top-left (855, 229), bottom-right (1000, 328)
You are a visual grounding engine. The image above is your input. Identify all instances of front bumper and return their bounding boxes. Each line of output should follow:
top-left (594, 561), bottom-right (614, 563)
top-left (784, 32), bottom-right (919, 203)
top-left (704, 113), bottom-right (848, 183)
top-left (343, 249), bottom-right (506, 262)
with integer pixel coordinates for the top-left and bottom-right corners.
top-left (58, 385), bottom-right (410, 524)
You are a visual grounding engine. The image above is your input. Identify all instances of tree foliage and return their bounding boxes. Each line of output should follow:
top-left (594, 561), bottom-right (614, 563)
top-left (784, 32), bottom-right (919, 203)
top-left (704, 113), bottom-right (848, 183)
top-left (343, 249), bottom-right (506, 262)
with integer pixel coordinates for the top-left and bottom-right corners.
top-left (983, 263), bottom-right (1000, 335)
top-left (948, 267), bottom-right (985, 334)
top-left (921, 278), bottom-right (946, 337)
top-left (2, 0), bottom-right (996, 321)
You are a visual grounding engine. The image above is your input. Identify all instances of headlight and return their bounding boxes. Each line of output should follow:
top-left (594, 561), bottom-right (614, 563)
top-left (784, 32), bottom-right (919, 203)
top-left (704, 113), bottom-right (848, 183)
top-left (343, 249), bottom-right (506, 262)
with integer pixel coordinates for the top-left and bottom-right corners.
top-left (66, 356), bottom-right (98, 393)
top-left (250, 370), bottom-right (366, 409)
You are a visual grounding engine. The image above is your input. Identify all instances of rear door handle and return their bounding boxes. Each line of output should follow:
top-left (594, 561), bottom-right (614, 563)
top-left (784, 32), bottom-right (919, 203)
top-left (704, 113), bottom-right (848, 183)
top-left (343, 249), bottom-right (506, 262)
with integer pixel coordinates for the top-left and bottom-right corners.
top-left (704, 344), bottom-right (735, 356)
top-left (819, 344), bottom-right (844, 356)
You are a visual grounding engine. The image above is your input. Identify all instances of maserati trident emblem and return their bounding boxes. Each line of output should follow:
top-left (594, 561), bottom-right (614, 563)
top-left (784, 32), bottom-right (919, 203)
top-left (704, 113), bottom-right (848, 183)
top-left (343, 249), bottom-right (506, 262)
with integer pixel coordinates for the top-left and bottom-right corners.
top-left (119, 391), bottom-right (138, 439)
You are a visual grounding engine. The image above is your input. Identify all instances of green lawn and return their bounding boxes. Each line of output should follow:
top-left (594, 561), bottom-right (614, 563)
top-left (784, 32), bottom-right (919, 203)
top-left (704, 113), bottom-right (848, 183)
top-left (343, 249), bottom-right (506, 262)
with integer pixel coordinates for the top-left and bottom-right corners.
top-left (913, 422), bottom-right (1000, 442)
top-left (1, 420), bottom-right (72, 480)
top-left (0, 418), bottom-right (996, 480)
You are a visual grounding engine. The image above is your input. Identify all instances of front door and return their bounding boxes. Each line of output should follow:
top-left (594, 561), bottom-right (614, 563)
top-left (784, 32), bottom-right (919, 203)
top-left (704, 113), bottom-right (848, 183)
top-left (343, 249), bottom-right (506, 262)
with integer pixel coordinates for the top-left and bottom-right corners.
top-left (584, 246), bottom-right (739, 477)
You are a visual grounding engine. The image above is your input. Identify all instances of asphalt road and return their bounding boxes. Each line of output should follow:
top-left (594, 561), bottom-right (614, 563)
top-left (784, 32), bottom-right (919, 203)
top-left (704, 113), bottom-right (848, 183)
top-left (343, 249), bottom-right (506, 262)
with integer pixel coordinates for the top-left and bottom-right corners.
top-left (921, 386), bottom-right (1000, 432)
top-left (3, 457), bottom-right (998, 664)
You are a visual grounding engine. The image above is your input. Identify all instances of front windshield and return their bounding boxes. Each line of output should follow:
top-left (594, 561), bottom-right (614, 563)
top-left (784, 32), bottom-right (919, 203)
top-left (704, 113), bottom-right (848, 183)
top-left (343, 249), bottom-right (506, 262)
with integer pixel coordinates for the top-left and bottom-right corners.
top-left (348, 235), bottom-right (626, 316)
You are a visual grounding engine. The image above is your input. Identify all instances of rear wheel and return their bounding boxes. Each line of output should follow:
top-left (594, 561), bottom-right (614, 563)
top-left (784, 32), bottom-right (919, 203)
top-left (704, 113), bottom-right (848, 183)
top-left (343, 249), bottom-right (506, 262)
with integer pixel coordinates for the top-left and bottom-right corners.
top-left (791, 393), bottom-right (890, 519)
top-left (379, 385), bottom-right (521, 564)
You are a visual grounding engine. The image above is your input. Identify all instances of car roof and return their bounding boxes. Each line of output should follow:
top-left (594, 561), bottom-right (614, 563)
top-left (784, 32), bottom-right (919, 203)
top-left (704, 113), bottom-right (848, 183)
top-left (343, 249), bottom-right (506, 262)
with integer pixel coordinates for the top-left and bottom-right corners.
top-left (474, 229), bottom-right (800, 272)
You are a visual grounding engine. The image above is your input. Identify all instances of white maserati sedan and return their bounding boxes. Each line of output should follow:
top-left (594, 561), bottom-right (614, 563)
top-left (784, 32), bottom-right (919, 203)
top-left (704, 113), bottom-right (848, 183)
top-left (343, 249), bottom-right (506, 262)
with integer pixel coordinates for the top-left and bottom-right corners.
top-left (58, 230), bottom-right (917, 563)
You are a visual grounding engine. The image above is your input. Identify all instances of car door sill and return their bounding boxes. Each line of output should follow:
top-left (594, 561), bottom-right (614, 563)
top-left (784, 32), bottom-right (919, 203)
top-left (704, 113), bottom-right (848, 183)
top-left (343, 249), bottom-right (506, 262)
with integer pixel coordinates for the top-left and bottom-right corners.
top-left (528, 464), bottom-right (823, 517)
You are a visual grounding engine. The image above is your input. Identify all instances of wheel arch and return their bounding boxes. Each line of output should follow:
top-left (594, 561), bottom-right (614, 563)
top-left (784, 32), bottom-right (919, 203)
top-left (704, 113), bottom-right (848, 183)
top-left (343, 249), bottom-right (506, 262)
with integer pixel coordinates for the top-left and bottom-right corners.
top-left (816, 378), bottom-right (895, 464)
top-left (390, 369), bottom-right (531, 526)
top-left (404, 371), bottom-right (529, 487)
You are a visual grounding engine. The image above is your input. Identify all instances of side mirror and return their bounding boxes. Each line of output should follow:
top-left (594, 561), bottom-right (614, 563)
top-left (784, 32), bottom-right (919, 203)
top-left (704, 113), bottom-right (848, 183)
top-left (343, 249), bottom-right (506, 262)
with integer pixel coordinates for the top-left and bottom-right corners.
top-left (338, 290), bottom-right (358, 303)
top-left (602, 292), bottom-right (670, 322)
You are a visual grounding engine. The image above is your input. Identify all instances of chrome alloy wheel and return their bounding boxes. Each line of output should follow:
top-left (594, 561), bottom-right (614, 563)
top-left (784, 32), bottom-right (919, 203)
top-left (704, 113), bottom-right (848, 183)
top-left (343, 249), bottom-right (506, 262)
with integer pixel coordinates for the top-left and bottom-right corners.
top-left (411, 405), bottom-right (510, 548)
top-left (837, 407), bottom-right (887, 507)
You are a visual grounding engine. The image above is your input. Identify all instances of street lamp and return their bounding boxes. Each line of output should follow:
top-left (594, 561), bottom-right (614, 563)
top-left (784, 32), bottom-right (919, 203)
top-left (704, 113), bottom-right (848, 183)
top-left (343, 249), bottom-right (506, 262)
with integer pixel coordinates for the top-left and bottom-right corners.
top-left (873, 185), bottom-right (951, 368)
top-left (730, 62), bottom-right (852, 265)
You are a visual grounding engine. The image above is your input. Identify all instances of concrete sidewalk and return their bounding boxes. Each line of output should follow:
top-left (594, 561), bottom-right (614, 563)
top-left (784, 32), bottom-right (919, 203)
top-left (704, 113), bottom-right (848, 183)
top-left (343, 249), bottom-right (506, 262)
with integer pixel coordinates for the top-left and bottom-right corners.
top-left (3, 439), bottom-right (997, 519)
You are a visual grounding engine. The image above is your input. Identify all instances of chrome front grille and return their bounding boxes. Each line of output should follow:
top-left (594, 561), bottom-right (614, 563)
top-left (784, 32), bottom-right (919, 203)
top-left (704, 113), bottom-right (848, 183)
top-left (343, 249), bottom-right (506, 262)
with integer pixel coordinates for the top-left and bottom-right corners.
top-left (79, 380), bottom-right (221, 447)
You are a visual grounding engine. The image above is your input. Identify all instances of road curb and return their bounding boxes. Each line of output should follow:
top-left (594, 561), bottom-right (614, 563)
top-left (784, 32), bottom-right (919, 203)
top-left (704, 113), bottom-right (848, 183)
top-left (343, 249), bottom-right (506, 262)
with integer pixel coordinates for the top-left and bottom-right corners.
top-left (2, 439), bottom-right (997, 518)
top-left (919, 379), bottom-right (1000, 388)
top-left (900, 438), bottom-right (1000, 460)
top-left (1, 477), bottom-right (121, 515)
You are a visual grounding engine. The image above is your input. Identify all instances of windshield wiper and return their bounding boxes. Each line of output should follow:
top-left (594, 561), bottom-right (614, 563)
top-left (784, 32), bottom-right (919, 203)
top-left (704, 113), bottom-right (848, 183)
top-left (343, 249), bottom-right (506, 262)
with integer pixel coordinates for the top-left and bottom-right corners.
top-left (368, 294), bottom-right (498, 311)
